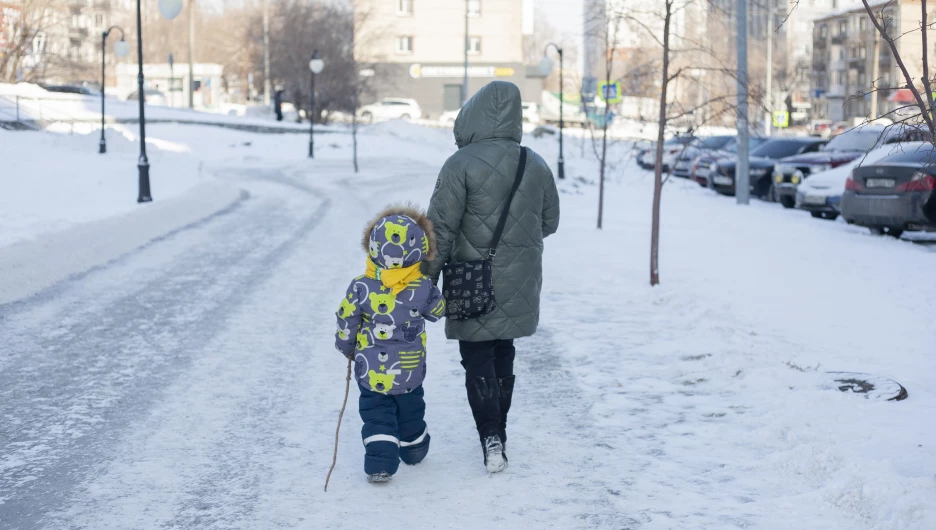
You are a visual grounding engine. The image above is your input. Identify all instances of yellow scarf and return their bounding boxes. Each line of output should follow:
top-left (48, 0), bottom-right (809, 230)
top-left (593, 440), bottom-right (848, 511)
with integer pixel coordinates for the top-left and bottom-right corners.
top-left (365, 259), bottom-right (423, 295)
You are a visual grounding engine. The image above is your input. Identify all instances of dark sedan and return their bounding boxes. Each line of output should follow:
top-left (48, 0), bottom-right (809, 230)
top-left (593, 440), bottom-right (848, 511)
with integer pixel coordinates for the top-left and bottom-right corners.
top-left (709, 137), bottom-right (827, 198)
top-left (691, 136), bottom-right (768, 186)
top-left (841, 145), bottom-right (936, 237)
top-left (671, 136), bottom-right (734, 178)
top-left (772, 125), bottom-right (928, 208)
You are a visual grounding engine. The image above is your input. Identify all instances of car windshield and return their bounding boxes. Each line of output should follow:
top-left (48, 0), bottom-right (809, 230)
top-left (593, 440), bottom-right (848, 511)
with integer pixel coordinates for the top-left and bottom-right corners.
top-left (876, 146), bottom-right (936, 165)
top-left (825, 128), bottom-right (884, 152)
top-left (665, 136), bottom-right (693, 146)
top-left (723, 137), bottom-right (764, 153)
top-left (698, 136), bottom-right (733, 149)
top-left (750, 139), bottom-right (812, 158)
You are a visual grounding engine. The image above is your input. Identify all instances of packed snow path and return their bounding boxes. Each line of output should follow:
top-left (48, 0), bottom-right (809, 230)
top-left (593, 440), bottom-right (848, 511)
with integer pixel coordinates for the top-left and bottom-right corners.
top-left (1, 125), bottom-right (934, 529)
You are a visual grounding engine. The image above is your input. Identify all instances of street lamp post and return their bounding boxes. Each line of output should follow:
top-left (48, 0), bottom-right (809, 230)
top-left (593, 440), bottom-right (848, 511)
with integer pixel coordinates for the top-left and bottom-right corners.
top-left (131, 0), bottom-right (183, 203)
top-left (541, 43), bottom-right (565, 180)
top-left (100, 27), bottom-right (129, 154)
top-left (308, 50), bottom-right (324, 159)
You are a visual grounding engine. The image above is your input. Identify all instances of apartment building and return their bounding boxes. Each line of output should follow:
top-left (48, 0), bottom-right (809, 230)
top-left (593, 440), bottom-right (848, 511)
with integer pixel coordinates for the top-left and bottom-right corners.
top-left (5, 0), bottom-right (133, 84)
top-left (354, 0), bottom-right (542, 117)
top-left (811, 0), bottom-right (934, 123)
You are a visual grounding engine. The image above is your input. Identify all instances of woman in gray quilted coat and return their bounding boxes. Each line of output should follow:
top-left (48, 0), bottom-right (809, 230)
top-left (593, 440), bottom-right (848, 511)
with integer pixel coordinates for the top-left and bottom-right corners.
top-left (423, 80), bottom-right (560, 473)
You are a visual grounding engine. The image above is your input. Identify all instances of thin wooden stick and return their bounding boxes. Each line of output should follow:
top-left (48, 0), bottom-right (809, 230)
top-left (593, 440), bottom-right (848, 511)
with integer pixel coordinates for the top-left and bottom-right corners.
top-left (324, 357), bottom-right (353, 492)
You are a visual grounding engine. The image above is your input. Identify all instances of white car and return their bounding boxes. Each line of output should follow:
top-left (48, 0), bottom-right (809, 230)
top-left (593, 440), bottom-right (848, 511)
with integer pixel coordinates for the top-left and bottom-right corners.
top-left (521, 102), bottom-right (540, 124)
top-left (439, 108), bottom-right (460, 125)
top-left (358, 98), bottom-right (422, 123)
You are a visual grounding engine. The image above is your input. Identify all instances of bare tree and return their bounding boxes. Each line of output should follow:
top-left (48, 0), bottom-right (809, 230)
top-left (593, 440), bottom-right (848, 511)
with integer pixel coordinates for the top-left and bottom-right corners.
top-left (858, 0), bottom-right (936, 144)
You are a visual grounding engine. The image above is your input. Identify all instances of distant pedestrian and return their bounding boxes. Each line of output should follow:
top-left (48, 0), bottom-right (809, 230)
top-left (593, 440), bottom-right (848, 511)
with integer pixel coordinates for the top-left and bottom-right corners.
top-left (334, 205), bottom-right (445, 484)
top-left (424, 81), bottom-right (560, 473)
top-left (273, 87), bottom-right (284, 121)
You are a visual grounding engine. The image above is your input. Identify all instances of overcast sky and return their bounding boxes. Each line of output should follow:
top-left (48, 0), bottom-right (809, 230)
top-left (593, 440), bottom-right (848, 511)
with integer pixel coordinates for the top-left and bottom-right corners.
top-left (538, 0), bottom-right (584, 44)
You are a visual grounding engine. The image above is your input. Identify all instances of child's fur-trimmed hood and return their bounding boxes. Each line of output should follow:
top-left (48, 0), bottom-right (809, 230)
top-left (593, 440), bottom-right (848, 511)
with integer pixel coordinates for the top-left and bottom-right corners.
top-left (362, 204), bottom-right (437, 264)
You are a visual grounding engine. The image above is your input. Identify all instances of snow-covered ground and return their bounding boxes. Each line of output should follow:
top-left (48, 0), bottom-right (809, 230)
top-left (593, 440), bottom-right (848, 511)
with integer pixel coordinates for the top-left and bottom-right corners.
top-left (0, 120), bottom-right (934, 529)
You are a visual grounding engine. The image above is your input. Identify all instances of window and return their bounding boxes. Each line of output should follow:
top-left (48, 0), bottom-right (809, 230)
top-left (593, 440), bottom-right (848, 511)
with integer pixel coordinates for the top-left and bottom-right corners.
top-left (396, 0), bottom-right (412, 16)
top-left (859, 17), bottom-right (867, 31)
top-left (839, 48), bottom-right (845, 60)
top-left (859, 46), bottom-right (866, 58)
top-left (395, 36), bottom-right (413, 54)
top-left (94, 14), bottom-right (104, 28)
top-left (819, 25), bottom-right (828, 38)
top-left (467, 0), bottom-right (480, 17)
top-left (468, 36), bottom-right (481, 55)
top-left (838, 20), bottom-right (847, 35)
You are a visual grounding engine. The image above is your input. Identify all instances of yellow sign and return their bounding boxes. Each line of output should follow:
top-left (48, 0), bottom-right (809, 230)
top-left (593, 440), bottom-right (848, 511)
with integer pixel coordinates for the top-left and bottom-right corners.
top-left (772, 111), bottom-right (790, 128)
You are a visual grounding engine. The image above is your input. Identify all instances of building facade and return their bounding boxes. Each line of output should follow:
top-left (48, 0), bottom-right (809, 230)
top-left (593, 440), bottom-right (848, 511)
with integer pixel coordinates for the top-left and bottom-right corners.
top-left (812, 0), bottom-right (933, 123)
top-left (354, 0), bottom-right (542, 117)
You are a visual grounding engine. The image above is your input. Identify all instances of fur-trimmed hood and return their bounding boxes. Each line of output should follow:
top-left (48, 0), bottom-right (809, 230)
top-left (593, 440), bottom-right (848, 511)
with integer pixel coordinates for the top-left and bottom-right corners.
top-left (362, 204), bottom-right (437, 268)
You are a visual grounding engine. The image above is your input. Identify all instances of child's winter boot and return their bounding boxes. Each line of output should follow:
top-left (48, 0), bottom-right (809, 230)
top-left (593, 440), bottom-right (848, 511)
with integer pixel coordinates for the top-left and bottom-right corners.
top-left (367, 472), bottom-right (392, 484)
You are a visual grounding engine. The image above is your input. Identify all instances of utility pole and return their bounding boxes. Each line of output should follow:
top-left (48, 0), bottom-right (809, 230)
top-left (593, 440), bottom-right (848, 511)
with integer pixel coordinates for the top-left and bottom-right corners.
top-left (263, 0), bottom-right (271, 106)
top-left (187, 0), bottom-right (195, 109)
top-left (870, 33), bottom-right (880, 119)
top-left (736, 0), bottom-right (750, 205)
top-left (765, 4), bottom-right (772, 136)
top-left (463, 0), bottom-right (469, 105)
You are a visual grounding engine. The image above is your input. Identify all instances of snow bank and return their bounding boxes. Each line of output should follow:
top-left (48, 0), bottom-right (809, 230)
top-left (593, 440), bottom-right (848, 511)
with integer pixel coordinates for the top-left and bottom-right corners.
top-left (0, 127), bottom-right (202, 248)
top-left (0, 180), bottom-right (243, 306)
top-left (0, 125), bottom-right (245, 305)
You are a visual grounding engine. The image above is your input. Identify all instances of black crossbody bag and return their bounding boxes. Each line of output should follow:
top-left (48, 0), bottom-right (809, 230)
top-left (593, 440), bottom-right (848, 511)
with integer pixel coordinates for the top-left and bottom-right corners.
top-left (442, 147), bottom-right (528, 321)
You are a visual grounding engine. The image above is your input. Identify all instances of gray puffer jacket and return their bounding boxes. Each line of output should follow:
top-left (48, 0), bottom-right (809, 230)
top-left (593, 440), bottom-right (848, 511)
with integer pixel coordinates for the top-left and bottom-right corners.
top-left (424, 81), bottom-right (560, 341)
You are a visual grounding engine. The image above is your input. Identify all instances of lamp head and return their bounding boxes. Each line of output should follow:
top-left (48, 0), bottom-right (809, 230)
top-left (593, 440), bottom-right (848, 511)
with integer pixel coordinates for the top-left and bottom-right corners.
top-left (114, 38), bottom-right (130, 58)
top-left (158, 0), bottom-right (184, 21)
top-left (538, 57), bottom-right (554, 77)
top-left (309, 57), bottom-right (324, 74)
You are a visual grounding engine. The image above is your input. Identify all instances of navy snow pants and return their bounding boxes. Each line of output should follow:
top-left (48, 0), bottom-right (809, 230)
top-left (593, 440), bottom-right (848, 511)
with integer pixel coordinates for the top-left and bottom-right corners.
top-left (359, 384), bottom-right (430, 475)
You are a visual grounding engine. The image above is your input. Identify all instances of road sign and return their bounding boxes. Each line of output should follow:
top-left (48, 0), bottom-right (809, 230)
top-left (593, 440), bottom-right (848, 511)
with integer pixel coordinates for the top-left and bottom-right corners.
top-left (772, 110), bottom-right (789, 128)
top-left (598, 81), bottom-right (622, 103)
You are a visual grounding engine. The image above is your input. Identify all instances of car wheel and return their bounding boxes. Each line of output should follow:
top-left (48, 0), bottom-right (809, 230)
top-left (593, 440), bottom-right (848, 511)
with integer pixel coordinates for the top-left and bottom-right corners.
top-left (362, 112), bottom-right (373, 124)
top-left (886, 228), bottom-right (904, 238)
top-left (400, 114), bottom-right (412, 120)
top-left (810, 211), bottom-right (823, 218)
top-left (822, 212), bottom-right (839, 221)
top-left (869, 226), bottom-right (885, 236)
top-left (779, 195), bottom-right (795, 209)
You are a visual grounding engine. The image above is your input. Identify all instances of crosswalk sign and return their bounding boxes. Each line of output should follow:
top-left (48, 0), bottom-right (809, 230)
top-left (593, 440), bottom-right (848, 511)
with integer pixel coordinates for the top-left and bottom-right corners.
top-left (598, 81), bottom-right (622, 103)
top-left (772, 111), bottom-right (790, 128)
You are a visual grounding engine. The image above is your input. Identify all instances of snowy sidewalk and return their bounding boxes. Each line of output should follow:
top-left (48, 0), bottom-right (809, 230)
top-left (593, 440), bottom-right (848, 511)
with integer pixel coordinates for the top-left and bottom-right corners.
top-left (0, 122), bottom-right (933, 529)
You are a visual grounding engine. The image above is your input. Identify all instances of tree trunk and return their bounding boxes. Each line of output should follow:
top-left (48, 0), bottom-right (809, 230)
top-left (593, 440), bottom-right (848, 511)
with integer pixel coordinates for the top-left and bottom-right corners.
top-left (598, 97), bottom-right (609, 229)
top-left (650, 2), bottom-right (672, 287)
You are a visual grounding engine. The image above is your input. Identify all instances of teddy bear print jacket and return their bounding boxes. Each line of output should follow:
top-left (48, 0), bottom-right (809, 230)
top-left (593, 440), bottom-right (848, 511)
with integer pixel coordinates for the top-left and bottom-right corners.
top-left (335, 207), bottom-right (445, 395)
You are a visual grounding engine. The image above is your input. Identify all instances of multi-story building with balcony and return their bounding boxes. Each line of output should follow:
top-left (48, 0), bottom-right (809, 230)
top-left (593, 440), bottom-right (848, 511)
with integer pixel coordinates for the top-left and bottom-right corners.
top-left (811, 0), bottom-right (932, 123)
top-left (353, 0), bottom-right (543, 117)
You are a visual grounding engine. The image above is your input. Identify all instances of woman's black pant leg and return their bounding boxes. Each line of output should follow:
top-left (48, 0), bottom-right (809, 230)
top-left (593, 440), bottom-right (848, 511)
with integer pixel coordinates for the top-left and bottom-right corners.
top-left (459, 340), bottom-right (501, 441)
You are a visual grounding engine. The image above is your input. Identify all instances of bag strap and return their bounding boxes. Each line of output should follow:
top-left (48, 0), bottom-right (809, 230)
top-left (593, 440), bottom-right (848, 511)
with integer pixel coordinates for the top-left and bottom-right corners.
top-left (488, 147), bottom-right (527, 259)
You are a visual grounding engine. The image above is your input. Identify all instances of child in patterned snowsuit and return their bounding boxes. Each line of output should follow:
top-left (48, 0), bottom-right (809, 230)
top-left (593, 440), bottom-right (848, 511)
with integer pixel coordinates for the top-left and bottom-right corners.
top-left (335, 206), bottom-right (445, 483)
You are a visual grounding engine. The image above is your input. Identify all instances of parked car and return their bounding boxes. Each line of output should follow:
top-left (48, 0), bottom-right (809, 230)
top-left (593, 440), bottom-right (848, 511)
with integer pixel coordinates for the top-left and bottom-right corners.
top-left (43, 84), bottom-right (100, 96)
top-left (637, 135), bottom-right (694, 170)
top-left (808, 119), bottom-right (834, 138)
top-left (358, 98), bottom-right (422, 123)
top-left (709, 137), bottom-right (827, 198)
top-left (439, 108), bottom-right (459, 125)
top-left (671, 135), bottom-right (735, 178)
top-left (126, 89), bottom-right (168, 106)
top-left (841, 143), bottom-right (936, 237)
top-left (793, 143), bottom-right (926, 220)
top-left (772, 125), bottom-right (927, 208)
top-left (691, 136), bottom-right (768, 187)
top-left (521, 101), bottom-right (540, 124)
